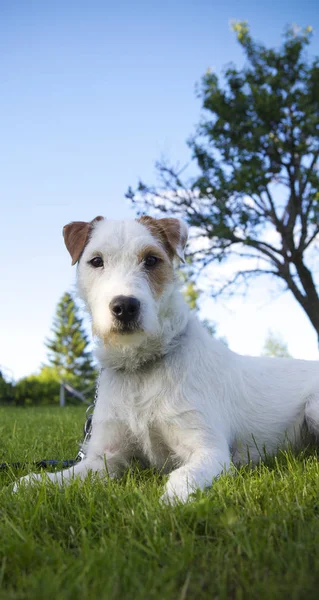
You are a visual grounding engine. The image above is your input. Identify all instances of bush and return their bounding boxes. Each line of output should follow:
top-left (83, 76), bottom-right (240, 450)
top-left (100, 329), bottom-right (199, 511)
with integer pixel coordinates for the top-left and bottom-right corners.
top-left (1, 365), bottom-right (96, 407)
top-left (14, 376), bottom-right (60, 406)
top-left (0, 371), bottom-right (15, 405)
top-left (12, 367), bottom-right (60, 407)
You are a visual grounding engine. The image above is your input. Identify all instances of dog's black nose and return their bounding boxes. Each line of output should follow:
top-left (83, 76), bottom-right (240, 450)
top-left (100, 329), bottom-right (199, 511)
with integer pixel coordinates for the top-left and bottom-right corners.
top-left (109, 296), bottom-right (141, 323)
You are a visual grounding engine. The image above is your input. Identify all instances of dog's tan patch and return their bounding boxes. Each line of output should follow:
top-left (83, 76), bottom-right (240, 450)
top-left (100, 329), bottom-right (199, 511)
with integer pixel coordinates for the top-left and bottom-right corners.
top-left (138, 216), bottom-right (187, 261)
top-left (92, 323), bottom-right (122, 346)
top-left (137, 244), bottom-right (166, 264)
top-left (63, 216), bottom-right (104, 265)
top-left (138, 244), bottom-right (174, 296)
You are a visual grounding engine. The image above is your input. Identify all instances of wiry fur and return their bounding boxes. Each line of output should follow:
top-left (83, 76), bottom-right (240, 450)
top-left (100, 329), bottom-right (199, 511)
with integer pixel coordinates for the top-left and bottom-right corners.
top-left (14, 217), bottom-right (319, 503)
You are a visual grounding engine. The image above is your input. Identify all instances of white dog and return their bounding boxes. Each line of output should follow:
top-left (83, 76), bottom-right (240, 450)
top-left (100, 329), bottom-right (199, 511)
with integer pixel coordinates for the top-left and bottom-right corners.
top-left (15, 216), bottom-right (319, 502)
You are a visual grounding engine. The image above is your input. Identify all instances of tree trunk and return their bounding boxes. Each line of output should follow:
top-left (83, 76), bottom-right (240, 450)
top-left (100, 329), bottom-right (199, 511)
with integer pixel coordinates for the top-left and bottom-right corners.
top-left (289, 257), bottom-right (319, 343)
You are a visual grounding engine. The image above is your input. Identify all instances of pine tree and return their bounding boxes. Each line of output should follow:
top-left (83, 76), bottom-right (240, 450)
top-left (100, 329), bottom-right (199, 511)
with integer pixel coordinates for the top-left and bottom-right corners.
top-left (45, 292), bottom-right (97, 390)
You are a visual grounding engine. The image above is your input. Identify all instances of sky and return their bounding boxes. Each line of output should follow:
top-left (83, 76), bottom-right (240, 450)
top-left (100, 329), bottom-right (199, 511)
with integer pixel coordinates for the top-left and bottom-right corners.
top-left (1, 0), bottom-right (318, 381)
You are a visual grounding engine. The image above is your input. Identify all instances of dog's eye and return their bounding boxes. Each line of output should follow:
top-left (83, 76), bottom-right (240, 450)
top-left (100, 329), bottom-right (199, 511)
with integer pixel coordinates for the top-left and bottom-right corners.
top-left (144, 255), bottom-right (158, 268)
top-left (89, 256), bottom-right (104, 268)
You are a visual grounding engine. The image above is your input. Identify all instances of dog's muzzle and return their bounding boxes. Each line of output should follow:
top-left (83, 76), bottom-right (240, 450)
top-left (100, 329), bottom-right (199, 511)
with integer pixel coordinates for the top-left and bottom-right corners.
top-left (109, 295), bottom-right (141, 332)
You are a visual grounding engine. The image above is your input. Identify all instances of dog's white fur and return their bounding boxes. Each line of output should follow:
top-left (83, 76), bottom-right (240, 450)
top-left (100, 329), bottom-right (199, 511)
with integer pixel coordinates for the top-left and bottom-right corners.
top-left (15, 217), bottom-right (319, 502)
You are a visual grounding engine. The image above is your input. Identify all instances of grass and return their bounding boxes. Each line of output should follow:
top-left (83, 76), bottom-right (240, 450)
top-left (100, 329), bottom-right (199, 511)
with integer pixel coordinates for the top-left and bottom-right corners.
top-left (0, 406), bottom-right (319, 599)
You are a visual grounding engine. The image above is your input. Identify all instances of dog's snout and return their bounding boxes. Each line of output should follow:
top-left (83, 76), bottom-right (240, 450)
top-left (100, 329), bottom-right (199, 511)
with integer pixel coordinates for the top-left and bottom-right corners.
top-left (109, 295), bottom-right (141, 323)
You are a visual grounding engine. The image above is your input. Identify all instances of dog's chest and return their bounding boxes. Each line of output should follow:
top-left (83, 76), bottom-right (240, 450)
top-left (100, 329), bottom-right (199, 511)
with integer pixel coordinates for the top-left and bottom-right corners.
top-left (112, 369), bottom-right (177, 470)
top-left (125, 393), bottom-right (172, 467)
top-left (136, 423), bottom-right (175, 472)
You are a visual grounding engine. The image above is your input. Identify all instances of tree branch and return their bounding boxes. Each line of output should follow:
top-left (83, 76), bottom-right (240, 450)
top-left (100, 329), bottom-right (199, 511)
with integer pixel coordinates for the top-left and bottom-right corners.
top-left (303, 227), bottom-right (319, 251)
top-left (300, 149), bottom-right (319, 197)
top-left (264, 186), bottom-right (282, 231)
top-left (209, 268), bottom-right (281, 298)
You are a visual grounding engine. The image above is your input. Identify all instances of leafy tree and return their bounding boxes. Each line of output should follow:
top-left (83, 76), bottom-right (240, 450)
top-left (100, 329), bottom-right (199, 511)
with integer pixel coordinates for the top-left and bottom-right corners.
top-left (45, 292), bottom-right (97, 391)
top-left (127, 24), bottom-right (319, 341)
top-left (262, 330), bottom-right (292, 358)
top-left (180, 267), bottom-right (227, 342)
top-left (182, 272), bottom-right (217, 336)
top-left (183, 277), bottom-right (201, 312)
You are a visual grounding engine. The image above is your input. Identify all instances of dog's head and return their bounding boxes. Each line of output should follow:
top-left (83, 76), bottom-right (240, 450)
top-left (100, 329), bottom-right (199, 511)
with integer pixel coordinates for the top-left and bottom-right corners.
top-left (63, 216), bottom-right (188, 348)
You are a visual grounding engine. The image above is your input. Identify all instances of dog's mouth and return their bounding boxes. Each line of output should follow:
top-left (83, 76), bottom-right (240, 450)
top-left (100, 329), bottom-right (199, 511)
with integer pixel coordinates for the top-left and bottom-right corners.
top-left (93, 319), bottom-right (144, 346)
top-left (110, 320), bottom-right (143, 335)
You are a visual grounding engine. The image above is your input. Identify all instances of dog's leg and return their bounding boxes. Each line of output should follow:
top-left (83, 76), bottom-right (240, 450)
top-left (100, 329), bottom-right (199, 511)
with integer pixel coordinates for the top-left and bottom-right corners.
top-left (13, 456), bottom-right (105, 491)
top-left (13, 420), bottom-right (131, 491)
top-left (13, 451), bottom-right (128, 491)
top-left (305, 391), bottom-right (319, 437)
top-left (161, 438), bottom-right (231, 504)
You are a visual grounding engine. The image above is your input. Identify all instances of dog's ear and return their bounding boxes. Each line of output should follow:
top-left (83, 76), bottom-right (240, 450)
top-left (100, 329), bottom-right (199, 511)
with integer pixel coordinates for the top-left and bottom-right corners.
top-left (138, 216), bottom-right (188, 262)
top-left (63, 216), bottom-right (104, 265)
top-left (157, 218), bottom-right (188, 263)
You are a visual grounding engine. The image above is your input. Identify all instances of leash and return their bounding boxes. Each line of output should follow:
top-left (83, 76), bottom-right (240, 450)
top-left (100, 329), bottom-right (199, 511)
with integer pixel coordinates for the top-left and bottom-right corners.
top-left (0, 372), bottom-right (101, 471)
top-left (0, 459), bottom-right (79, 470)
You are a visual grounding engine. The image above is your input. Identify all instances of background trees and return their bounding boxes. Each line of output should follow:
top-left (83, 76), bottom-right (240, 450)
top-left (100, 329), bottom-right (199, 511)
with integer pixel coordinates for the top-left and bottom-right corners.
top-left (128, 24), bottom-right (319, 340)
top-left (262, 330), bottom-right (292, 358)
top-left (0, 292), bottom-right (97, 406)
top-left (0, 370), bottom-right (14, 405)
top-left (45, 292), bottom-right (97, 391)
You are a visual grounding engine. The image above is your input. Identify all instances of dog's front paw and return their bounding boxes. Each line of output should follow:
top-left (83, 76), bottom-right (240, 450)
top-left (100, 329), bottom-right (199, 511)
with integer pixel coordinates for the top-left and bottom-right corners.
top-left (160, 472), bottom-right (196, 505)
top-left (13, 473), bottom-right (45, 493)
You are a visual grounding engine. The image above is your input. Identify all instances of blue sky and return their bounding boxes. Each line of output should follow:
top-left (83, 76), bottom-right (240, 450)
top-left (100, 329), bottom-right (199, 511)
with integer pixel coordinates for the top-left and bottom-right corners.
top-left (1, 0), bottom-right (319, 380)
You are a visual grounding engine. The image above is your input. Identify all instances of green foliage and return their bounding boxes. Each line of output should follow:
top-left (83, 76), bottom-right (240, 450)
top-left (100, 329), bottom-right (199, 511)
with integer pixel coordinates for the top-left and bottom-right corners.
top-left (14, 370), bottom-right (60, 407)
top-left (183, 278), bottom-right (201, 311)
top-left (0, 293), bottom-right (98, 407)
top-left (262, 330), bottom-right (292, 358)
top-left (128, 24), bottom-right (319, 339)
top-left (0, 370), bottom-right (15, 405)
top-left (180, 268), bottom-right (222, 339)
top-left (45, 292), bottom-right (97, 391)
top-left (0, 367), bottom-right (61, 407)
top-left (1, 407), bottom-right (319, 598)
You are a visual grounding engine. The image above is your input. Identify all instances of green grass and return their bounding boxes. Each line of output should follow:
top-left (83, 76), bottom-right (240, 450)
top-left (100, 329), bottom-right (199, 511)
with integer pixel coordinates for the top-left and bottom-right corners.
top-left (1, 406), bottom-right (319, 600)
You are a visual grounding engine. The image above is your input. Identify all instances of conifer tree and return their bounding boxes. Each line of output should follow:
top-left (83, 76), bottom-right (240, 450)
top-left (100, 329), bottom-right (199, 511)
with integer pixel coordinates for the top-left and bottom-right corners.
top-left (45, 292), bottom-right (97, 390)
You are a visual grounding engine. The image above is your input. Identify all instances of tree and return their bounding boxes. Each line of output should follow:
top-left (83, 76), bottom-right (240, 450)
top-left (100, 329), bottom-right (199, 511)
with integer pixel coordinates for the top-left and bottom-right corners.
top-left (262, 330), bottom-right (292, 358)
top-left (180, 266), bottom-right (227, 342)
top-left (181, 270), bottom-right (217, 336)
top-left (0, 370), bottom-right (14, 405)
top-left (45, 292), bottom-right (97, 390)
top-left (127, 24), bottom-right (319, 341)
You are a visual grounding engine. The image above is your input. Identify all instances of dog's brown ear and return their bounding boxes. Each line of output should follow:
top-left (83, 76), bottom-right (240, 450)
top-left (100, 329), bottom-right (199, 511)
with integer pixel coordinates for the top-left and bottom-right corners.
top-left (138, 216), bottom-right (188, 262)
top-left (63, 216), bottom-right (104, 265)
top-left (157, 218), bottom-right (188, 262)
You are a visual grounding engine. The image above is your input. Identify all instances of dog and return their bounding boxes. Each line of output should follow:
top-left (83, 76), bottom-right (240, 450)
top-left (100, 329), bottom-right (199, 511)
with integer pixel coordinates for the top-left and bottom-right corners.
top-left (14, 216), bottom-right (319, 502)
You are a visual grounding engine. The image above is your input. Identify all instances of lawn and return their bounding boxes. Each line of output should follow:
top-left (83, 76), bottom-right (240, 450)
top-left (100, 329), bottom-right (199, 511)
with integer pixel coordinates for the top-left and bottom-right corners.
top-left (0, 406), bottom-right (319, 600)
